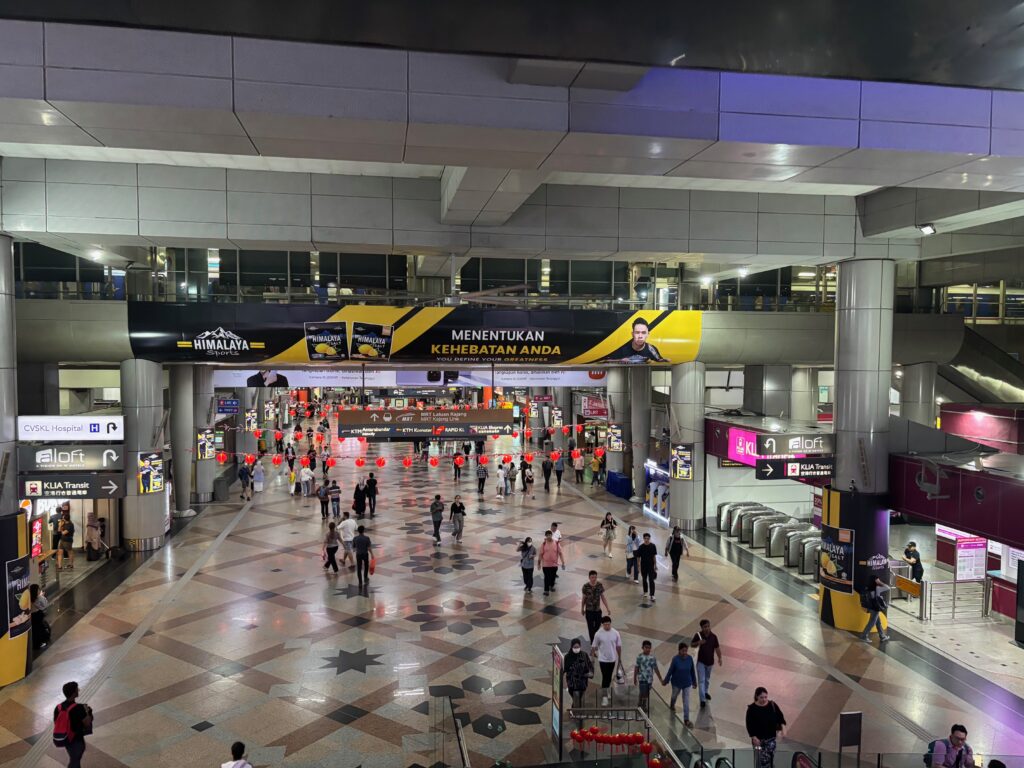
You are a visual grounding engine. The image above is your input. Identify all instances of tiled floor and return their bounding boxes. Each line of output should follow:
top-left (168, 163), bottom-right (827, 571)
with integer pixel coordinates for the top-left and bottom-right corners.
top-left (2, 432), bottom-right (1024, 768)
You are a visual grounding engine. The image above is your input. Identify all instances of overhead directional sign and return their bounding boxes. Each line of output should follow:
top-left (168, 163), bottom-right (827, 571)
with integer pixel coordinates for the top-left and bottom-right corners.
top-left (757, 458), bottom-right (835, 480)
top-left (18, 415), bottom-right (123, 442)
top-left (17, 444), bottom-right (124, 472)
top-left (19, 473), bottom-right (126, 499)
top-left (756, 433), bottom-right (835, 456)
top-left (337, 408), bottom-right (513, 438)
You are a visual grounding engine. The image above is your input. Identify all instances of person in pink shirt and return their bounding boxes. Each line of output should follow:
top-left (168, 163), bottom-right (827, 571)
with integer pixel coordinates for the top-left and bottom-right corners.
top-left (539, 529), bottom-right (566, 596)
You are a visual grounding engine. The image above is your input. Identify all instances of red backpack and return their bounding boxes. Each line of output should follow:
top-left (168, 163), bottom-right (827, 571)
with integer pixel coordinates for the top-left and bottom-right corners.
top-left (53, 702), bottom-right (76, 747)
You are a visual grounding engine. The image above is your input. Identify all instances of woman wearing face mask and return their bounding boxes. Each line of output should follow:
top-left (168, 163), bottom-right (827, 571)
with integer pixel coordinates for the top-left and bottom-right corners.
top-left (563, 639), bottom-right (594, 711)
top-left (518, 537), bottom-right (537, 593)
top-left (624, 525), bottom-right (640, 584)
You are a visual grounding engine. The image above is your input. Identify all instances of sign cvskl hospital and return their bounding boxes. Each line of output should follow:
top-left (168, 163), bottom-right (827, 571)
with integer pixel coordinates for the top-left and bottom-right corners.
top-left (128, 303), bottom-right (702, 367)
top-left (18, 416), bottom-right (123, 442)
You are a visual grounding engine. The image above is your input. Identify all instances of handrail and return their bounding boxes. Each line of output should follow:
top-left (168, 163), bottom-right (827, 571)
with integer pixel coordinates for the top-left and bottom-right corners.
top-left (925, 577), bottom-right (987, 621)
top-left (449, 696), bottom-right (471, 768)
top-left (565, 704), bottom-right (685, 768)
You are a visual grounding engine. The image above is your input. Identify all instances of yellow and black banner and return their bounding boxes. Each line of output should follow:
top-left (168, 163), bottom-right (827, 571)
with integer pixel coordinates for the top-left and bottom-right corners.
top-left (129, 303), bottom-right (702, 367)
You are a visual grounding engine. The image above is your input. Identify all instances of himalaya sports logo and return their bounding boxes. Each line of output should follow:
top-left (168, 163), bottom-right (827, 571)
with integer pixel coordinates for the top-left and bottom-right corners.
top-left (180, 327), bottom-right (265, 357)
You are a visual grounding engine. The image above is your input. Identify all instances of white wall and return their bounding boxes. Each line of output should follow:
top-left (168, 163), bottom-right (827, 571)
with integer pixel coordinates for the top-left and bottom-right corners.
top-left (705, 460), bottom-right (814, 520)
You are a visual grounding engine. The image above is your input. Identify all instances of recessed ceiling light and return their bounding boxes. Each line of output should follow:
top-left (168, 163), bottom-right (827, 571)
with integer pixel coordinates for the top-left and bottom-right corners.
top-left (918, 223), bottom-right (937, 235)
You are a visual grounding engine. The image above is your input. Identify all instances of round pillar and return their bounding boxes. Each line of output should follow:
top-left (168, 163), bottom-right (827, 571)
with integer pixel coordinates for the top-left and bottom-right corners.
top-left (668, 362), bottom-right (705, 531)
top-left (236, 388), bottom-right (258, 457)
top-left (790, 368), bottom-right (819, 423)
top-left (606, 368), bottom-right (631, 477)
top-left (121, 359), bottom-right (166, 551)
top-left (193, 366), bottom-right (216, 503)
top-left (0, 236), bottom-right (16, 517)
top-left (553, 387), bottom-right (572, 450)
top-left (630, 366), bottom-right (651, 502)
top-left (169, 366), bottom-right (195, 516)
top-left (900, 362), bottom-right (937, 426)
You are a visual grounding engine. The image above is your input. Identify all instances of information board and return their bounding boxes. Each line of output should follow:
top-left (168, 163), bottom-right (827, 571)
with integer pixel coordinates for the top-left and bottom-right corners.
top-left (955, 536), bottom-right (988, 581)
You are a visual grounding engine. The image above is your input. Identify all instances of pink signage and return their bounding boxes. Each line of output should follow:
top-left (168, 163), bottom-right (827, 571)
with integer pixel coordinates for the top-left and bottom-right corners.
top-left (726, 427), bottom-right (804, 468)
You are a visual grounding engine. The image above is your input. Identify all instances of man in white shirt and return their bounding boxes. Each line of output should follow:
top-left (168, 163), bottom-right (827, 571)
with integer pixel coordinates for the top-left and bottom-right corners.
top-left (299, 465), bottom-right (315, 498)
top-left (338, 511), bottom-right (357, 569)
top-left (591, 615), bottom-right (623, 706)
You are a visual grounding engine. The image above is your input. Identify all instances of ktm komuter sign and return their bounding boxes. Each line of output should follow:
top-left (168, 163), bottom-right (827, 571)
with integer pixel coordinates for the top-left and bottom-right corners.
top-left (337, 408), bottom-right (513, 438)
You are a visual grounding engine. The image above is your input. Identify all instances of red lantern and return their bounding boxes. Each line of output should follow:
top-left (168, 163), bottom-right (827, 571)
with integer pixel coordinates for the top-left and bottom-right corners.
top-left (491, 434), bottom-right (500, 440)
top-left (571, 449), bottom-right (581, 460)
top-left (354, 457), bottom-right (365, 468)
top-left (429, 456), bottom-right (439, 467)
top-left (271, 454), bottom-right (282, 466)
top-left (571, 730), bottom-right (582, 743)
top-left (524, 452), bottom-right (534, 463)
top-left (338, 437), bottom-right (346, 443)
top-left (376, 456), bottom-right (386, 468)
top-left (640, 742), bottom-right (653, 756)
top-left (253, 428), bottom-right (262, 439)
top-left (315, 432), bottom-right (324, 443)
top-left (511, 430), bottom-right (519, 439)
top-left (550, 451), bottom-right (561, 462)
top-left (589, 726), bottom-right (600, 736)
top-left (215, 451), bottom-right (228, 464)
top-left (402, 456), bottom-right (413, 468)
top-left (478, 455), bottom-right (489, 465)
top-left (502, 454), bottom-right (512, 464)
top-left (454, 455), bottom-right (465, 466)
top-left (300, 456), bottom-right (310, 467)
top-left (649, 759), bottom-right (661, 768)
top-left (465, 405), bottom-right (472, 411)
top-left (321, 409), bottom-right (328, 418)
top-left (326, 457), bottom-right (336, 468)
top-left (357, 436), bottom-right (367, 443)
top-left (305, 410), bottom-right (312, 418)
top-left (524, 428), bottom-right (533, 439)
top-left (632, 733), bottom-right (644, 745)
top-left (594, 447), bottom-right (605, 458)
top-left (561, 426), bottom-right (570, 435)
top-left (244, 453), bottom-right (256, 465)
top-left (288, 409), bottom-right (296, 417)
top-left (274, 430), bottom-right (283, 441)
top-left (576, 424), bottom-right (583, 433)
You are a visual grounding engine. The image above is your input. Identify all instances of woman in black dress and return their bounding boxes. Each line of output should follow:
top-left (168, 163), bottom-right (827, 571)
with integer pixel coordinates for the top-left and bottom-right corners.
top-left (563, 639), bottom-right (594, 710)
top-left (352, 480), bottom-right (368, 519)
top-left (746, 686), bottom-right (786, 768)
top-left (664, 526), bottom-right (690, 581)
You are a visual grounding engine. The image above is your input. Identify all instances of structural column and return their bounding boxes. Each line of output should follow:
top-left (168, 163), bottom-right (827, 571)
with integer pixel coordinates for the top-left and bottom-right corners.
top-left (790, 368), bottom-right (819, 423)
top-left (553, 387), bottom-right (572, 450)
top-left (742, 364), bottom-right (791, 417)
top-left (0, 236), bottom-right (16, 517)
top-left (669, 362), bottom-right (705, 531)
top-left (528, 387), bottom-right (547, 446)
top-left (605, 368), bottom-right (631, 477)
top-left (629, 367), bottom-right (652, 503)
top-left (17, 364), bottom-right (60, 416)
top-left (169, 366), bottom-right (195, 516)
top-left (121, 359), bottom-right (166, 551)
top-left (900, 362), bottom-right (937, 426)
top-left (820, 258), bottom-right (893, 633)
top-left (236, 388), bottom-right (258, 457)
top-left (193, 366), bottom-right (216, 503)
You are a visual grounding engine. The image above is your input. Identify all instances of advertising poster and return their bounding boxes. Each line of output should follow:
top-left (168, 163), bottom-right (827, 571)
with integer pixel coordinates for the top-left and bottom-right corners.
top-left (6, 556), bottom-right (31, 640)
top-left (244, 410), bottom-right (258, 432)
top-left (196, 429), bottom-right (215, 461)
top-left (529, 402), bottom-right (538, 419)
top-left (672, 444), bottom-right (693, 480)
top-left (349, 322), bottom-right (394, 361)
top-left (955, 537), bottom-right (988, 581)
top-left (820, 524), bottom-right (855, 593)
top-left (551, 407), bottom-right (564, 427)
top-left (304, 322), bottom-right (348, 361)
top-left (138, 452), bottom-right (164, 494)
top-left (608, 424), bottom-right (624, 452)
top-left (128, 304), bottom-right (702, 367)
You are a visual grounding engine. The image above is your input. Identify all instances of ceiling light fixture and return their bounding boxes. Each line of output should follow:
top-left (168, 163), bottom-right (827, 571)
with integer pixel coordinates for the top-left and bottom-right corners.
top-left (797, 271), bottom-right (815, 278)
top-left (88, 249), bottom-right (102, 259)
top-left (700, 276), bottom-right (712, 287)
top-left (738, 268), bottom-right (749, 278)
top-left (918, 223), bottom-right (937, 235)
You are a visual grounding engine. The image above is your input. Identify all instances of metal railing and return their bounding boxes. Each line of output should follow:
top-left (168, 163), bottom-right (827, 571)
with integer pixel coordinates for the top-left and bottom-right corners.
top-left (430, 696), bottom-right (470, 768)
top-left (924, 577), bottom-right (989, 621)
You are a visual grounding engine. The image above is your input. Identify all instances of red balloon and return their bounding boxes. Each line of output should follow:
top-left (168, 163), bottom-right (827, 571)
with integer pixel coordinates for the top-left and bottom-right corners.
top-left (376, 456), bottom-right (387, 468)
top-left (511, 430), bottom-right (519, 439)
top-left (326, 457), bottom-right (337, 467)
top-left (402, 456), bottom-right (413, 468)
top-left (244, 453), bottom-right (256, 465)
top-left (502, 454), bottom-right (512, 464)
top-left (215, 451), bottom-right (228, 464)
top-left (524, 452), bottom-right (534, 463)
top-left (594, 447), bottom-right (605, 458)
top-left (271, 454), bottom-right (282, 466)
top-left (550, 451), bottom-right (561, 462)
top-left (429, 456), bottom-right (439, 467)
top-left (274, 430), bottom-right (283, 441)
top-left (478, 455), bottom-right (489, 465)
top-left (576, 424), bottom-right (584, 433)
top-left (300, 455), bottom-right (310, 467)
top-left (354, 457), bottom-right (365, 468)
top-left (524, 428), bottom-right (533, 439)
top-left (571, 449), bottom-right (581, 460)
top-left (253, 428), bottom-right (263, 439)
top-left (561, 426), bottom-right (571, 435)
top-left (454, 455), bottom-right (465, 466)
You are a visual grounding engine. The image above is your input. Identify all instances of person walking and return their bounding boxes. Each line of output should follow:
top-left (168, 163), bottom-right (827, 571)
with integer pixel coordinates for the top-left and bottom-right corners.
top-left (56, 513), bottom-right (75, 571)
top-left (564, 638), bottom-right (594, 709)
top-left (554, 453), bottom-right (565, 487)
top-left (253, 461), bottom-right (266, 493)
top-left (662, 641), bottom-right (698, 726)
top-left (328, 480), bottom-right (342, 518)
top-left (338, 511), bottom-right (357, 569)
top-left (222, 741), bottom-right (253, 768)
top-left (430, 494), bottom-right (445, 545)
top-left (524, 462), bottom-right (535, 499)
top-left (518, 537), bottom-right (537, 593)
top-left (581, 570), bottom-right (611, 642)
top-left (746, 687), bottom-right (786, 768)
top-left (299, 464), bottom-right (314, 498)
top-left (322, 522), bottom-right (341, 574)
top-left (573, 452), bottom-right (585, 483)
top-left (320, 447), bottom-right (331, 481)
top-left (590, 453), bottom-right (602, 486)
top-left (30, 584), bottom-right (50, 649)
top-left (542, 456), bottom-right (553, 492)
top-left (591, 616), bottom-right (622, 707)
top-left (633, 639), bottom-right (662, 714)
top-left (476, 460), bottom-right (489, 494)
top-left (859, 575), bottom-right (890, 643)
top-left (496, 464), bottom-right (506, 498)
top-left (625, 525), bottom-right (640, 584)
top-left (636, 532), bottom-right (659, 603)
top-left (599, 513), bottom-right (618, 558)
top-left (52, 681), bottom-right (92, 768)
top-left (238, 462), bottom-right (253, 501)
top-left (365, 472), bottom-right (378, 517)
top-left (352, 479), bottom-right (368, 519)
top-left (285, 443), bottom-right (296, 472)
top-left (450, 495), bottom-right (466, 543)
top-left (507, 462), bottom-right (519, 494)
top-left (665, 526), bottom-right (690, 581)
top-left (316, 481), bottom-right (330, 520)
top-left (539, 529), bottom-right (565, 596)
top-left (352, 525), bottom-right (374, 587)
top-left (691, 618), bottom-right (722, 708)
top-left (903, 541), bottom-right (924, 583)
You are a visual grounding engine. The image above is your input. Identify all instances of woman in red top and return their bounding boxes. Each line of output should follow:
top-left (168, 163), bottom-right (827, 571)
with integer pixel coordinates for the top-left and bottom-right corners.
top-left (538, 529), bottom-right (565, 596)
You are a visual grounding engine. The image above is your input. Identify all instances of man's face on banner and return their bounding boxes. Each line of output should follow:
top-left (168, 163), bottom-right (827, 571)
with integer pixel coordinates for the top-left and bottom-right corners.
top-left (631, 323), bottom-right (649, 350)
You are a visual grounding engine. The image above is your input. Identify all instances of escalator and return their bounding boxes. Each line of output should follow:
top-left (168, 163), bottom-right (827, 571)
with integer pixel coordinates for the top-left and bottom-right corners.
top-left (939, 326), bottom-right (1024, 403)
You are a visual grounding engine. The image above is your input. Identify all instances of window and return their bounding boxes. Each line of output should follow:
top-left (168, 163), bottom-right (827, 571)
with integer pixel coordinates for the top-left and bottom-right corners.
top-left (570, 261), bottom-right (612, 296)
top-left (481, 258), bottom-right (524, 291)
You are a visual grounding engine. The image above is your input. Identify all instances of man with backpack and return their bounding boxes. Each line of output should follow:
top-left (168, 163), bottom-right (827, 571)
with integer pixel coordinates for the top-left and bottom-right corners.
top-left (53, 681), bottom-right (92, 768)
top-left (859, 575), bottom-right (890, 643)
top-left (237, 463), bottom-right (252, 501)
top-left (926, 725), bottom-right (975, 768)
